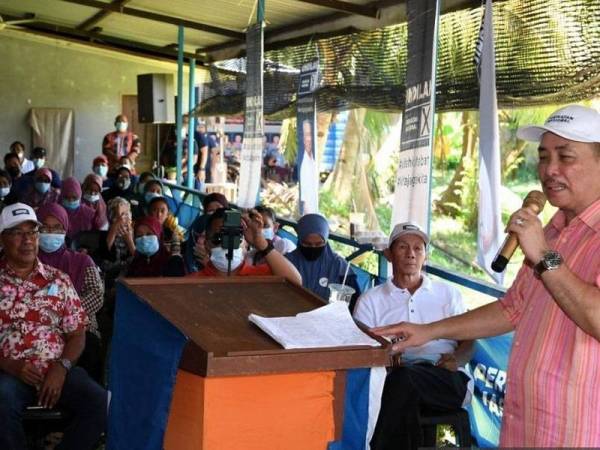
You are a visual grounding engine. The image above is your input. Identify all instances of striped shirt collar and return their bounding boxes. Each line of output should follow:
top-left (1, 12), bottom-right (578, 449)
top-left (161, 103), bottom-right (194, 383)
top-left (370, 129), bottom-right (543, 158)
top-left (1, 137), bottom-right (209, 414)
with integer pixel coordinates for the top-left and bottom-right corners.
top-left (549, 197), bottom-right (600, 234)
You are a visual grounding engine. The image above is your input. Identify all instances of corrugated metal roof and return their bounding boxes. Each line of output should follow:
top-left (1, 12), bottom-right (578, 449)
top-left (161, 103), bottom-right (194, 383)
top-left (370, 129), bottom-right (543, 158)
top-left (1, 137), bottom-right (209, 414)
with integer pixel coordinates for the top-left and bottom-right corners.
top-left (0, 0), bottom-right (480, 63)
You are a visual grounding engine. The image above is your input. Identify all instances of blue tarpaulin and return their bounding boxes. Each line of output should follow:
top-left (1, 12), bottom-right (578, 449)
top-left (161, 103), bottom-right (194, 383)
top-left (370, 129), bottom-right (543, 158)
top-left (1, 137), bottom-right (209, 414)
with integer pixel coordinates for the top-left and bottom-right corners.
top-left (466, 332), bottom-right (512, 447)
top-left (107, 283), bottom-right (187, 450)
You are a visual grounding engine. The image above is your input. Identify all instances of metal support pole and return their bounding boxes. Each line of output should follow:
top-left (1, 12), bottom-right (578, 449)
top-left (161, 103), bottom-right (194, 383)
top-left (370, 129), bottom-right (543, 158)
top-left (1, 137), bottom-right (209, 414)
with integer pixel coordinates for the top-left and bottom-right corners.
top-left (187, 58), bottom-right (196, 188)
top-left (257, 0), bottom-right (265, 22)
top-left (175, 25), bottom-right (184, 183)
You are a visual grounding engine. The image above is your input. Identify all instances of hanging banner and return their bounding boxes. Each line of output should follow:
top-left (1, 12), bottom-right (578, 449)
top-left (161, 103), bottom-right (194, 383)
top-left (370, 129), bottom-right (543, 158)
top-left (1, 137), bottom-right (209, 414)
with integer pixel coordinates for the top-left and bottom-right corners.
top-left (476, 0), bottom-right (505, 284)
top-left (391, 0), bottom-right (439, 231)
top-left (237, 23), bottom-right (264, 208)
top-left (296, 59), bottom-right (320, 215)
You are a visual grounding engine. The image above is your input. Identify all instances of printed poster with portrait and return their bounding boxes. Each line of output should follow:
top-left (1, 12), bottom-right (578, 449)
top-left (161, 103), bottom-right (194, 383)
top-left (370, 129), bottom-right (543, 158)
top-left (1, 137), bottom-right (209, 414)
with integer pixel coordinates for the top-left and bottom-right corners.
top-left (296, 59), bottom-right (320, 215)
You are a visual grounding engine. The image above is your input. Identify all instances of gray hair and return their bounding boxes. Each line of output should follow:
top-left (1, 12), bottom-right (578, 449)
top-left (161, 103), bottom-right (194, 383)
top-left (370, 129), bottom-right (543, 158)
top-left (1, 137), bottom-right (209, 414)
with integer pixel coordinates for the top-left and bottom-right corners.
top-left (107, 197), bottom-right (131, 222)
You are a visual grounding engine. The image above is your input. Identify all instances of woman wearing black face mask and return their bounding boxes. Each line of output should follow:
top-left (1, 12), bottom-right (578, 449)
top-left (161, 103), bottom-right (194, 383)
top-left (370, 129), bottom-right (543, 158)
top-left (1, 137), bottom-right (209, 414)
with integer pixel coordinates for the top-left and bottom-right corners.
top-left (286, 213), bottom-right (361, 308)
top-left (102, 165), bottom-right (137, 204)
top-left (4, 152), bottom-right (22, 181)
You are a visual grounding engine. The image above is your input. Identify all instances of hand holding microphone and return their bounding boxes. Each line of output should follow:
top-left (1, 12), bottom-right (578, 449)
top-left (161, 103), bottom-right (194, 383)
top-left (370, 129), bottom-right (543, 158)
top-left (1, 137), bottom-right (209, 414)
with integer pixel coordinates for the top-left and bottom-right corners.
top-left (491, 190), bottom-right (547, 273)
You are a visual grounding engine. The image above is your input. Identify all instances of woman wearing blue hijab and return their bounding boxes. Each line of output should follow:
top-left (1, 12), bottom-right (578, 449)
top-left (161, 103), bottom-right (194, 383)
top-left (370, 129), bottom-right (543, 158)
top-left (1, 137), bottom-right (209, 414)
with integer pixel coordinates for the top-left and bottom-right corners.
top-left (286, 213), bottom-right (360, 308)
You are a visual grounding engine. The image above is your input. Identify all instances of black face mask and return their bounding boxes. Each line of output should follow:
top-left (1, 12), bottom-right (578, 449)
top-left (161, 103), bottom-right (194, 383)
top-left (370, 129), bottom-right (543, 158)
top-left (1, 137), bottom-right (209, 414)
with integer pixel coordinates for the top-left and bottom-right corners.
top-left (299, 245), bottom-right (325, 261)
top-left (7, 167), bottom-right (20, 178)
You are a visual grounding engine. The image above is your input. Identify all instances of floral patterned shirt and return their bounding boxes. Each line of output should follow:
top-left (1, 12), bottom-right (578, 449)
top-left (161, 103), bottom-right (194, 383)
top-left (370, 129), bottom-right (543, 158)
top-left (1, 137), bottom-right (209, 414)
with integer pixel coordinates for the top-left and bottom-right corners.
top-left (0, 259), bottom-right (89, 374)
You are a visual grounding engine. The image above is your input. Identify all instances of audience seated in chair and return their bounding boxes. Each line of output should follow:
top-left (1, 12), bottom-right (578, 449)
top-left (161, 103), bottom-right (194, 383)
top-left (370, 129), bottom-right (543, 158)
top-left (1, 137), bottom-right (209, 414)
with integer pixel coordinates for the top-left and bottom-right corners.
top-left (0, 203), bottom-right (107, 450)
top-left (246, 205), bottom-right (296, 265)
top-left (189, 207), bottom-right (301, 285)
top-left (22, 168), bottom-right (60, 210)
top-left (133, 178), bottom-right (165, 219)
top-left (81, 174), bottom-right (109, 231)
top-left (126, 216), bottom-right (185, 277)
top-left (353, 222), bottom-right (473, 450)
top-left (0, 169), bottom-right (11, 212)
top-left (59, 177), bottom-right (101, 243)
top-left (286, 213), bottom-right (360, 306)
top-left (102, 165), bottom-right (136, 204)
top-left (12, 147), bottom-right (62, 198)
top-left (91, 155), bottom-right (111, 191)
top-left (185, 192), bottom-right (230, 273)
top-left (37, 203), bottom-right (106, 383)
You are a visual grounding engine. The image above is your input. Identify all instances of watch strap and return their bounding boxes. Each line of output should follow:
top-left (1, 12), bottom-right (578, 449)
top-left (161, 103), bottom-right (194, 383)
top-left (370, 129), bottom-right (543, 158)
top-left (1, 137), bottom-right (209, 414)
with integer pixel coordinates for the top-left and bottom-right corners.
top-left (534, 250), bottom-right (562, 276)
top-left (59, 358), bottom-right (72, 372)
top-left (257, 241), bottom-right (275, 259)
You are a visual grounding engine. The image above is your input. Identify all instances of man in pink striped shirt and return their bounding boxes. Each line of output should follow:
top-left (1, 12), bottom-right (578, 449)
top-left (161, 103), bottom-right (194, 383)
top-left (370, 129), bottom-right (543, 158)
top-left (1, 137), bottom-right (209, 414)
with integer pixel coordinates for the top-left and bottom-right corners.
top-left (373, 105), bottom-right (600, 446)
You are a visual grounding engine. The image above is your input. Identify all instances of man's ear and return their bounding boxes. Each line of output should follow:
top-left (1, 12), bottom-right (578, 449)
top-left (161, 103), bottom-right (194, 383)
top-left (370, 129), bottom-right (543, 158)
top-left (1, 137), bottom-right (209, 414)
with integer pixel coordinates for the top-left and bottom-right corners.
top-left (273, 222), bottom-right (280, 232)
top-left (383, 248), bottom-right (392, 262)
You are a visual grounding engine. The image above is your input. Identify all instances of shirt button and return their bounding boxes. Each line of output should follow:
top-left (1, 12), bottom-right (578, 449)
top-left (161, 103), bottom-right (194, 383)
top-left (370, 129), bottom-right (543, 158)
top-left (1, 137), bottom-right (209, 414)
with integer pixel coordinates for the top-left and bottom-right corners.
top-left (410, 309), bottom-right (414, 313)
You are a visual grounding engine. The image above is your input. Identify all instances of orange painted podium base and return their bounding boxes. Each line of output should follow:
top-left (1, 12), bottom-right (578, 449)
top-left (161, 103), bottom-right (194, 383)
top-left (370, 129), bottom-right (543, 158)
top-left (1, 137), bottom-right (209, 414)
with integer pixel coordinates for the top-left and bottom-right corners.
top-left (164, 369), bottom-right (341, 450)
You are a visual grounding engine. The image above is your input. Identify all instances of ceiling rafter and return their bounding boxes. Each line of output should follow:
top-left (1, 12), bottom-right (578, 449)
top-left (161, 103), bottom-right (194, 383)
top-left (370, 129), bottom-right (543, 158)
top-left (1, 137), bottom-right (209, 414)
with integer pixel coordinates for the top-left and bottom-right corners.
top-left (0, 12), bottom-right (203, 63)
top-left (59, 0), bottom-right (245, 40)
top-left (295, 0), bottom-right (379, 18)
top-left (76, 0), bottom-right (132, 31)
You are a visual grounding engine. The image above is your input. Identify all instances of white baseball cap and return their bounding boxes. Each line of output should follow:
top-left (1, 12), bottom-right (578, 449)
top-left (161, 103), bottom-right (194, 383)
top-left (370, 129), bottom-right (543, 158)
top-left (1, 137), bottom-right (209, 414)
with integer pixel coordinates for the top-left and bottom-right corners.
top-left (0, 203), bottom-right (40, 234)
top-left (388, 222), bottom-right (429, 248)
top-left (517, 105), bottom-right (600, 143)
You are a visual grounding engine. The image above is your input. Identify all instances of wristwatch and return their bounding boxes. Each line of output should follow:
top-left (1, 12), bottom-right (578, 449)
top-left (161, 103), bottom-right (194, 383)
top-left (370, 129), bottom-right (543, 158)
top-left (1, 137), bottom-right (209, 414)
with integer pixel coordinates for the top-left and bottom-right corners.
top-left (534, 250), bottom-right (563, 276)
top-left (256, 241), bottom-right (275, 259)
top-left (58, 358), bottom-right (73, 372)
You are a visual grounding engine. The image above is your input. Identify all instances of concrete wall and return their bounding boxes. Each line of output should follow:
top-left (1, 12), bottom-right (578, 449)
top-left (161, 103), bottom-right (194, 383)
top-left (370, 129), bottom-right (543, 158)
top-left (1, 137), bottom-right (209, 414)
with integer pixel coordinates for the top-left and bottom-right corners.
top-left (0, 30), bottom-right (206, 180)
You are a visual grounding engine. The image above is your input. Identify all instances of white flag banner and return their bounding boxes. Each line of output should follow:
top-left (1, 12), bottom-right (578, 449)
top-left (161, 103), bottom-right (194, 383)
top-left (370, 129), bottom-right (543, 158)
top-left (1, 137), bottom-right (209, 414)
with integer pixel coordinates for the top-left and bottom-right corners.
top-left (237, 23), bottom-right (264, 208)
top-left (391, 0), bottom-right (439, 231)
top-left (476, 0), bottom-right (504, 284)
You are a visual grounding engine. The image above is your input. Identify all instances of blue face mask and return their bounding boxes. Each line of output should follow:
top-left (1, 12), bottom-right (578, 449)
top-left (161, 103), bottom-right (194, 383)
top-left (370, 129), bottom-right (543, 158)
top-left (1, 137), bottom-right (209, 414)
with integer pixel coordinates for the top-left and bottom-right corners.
top-left (135, 235), bottom-right (160, 256)
top-left (33, 158), bottom-right (45, 169)
top-left (35, 182), bottom-right (51, 194)
top-left (94, 165), bottom-right (108, 177)
top-left (0, 186), bottom-right (11, 198)
top-left (39, 233), bottom-right (66, 253)
top-left (144, 192), bottom-right (161, 204)
top-left (62, 198), bottom-right (80, 210)
top-left (262, 227), bottom-right (274, 240)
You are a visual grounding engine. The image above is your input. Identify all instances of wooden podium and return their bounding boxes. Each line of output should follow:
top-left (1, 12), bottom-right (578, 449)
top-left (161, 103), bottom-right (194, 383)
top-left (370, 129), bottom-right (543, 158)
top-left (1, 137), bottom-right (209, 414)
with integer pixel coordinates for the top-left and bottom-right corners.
top-left (119, 277), bottom-right (389, 450)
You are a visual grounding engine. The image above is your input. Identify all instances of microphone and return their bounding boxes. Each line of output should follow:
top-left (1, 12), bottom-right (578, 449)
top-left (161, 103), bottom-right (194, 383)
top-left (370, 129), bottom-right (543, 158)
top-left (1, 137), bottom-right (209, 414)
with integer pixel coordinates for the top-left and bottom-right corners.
top-left (491, 190), bottom-right (547, 273)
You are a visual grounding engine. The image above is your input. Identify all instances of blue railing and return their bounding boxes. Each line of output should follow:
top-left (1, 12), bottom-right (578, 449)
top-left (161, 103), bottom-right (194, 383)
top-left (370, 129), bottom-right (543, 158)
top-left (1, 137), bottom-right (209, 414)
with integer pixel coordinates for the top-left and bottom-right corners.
top-left (164, 182), bottom-right (506, 299)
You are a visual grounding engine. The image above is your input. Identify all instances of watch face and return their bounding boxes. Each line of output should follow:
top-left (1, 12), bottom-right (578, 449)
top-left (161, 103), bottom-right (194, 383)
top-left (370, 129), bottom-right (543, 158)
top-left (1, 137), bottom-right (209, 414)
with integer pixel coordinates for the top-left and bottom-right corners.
top-left (61, 359), bottom-right (72, 371)
top-left (544, 251), bottom-right (562, 269)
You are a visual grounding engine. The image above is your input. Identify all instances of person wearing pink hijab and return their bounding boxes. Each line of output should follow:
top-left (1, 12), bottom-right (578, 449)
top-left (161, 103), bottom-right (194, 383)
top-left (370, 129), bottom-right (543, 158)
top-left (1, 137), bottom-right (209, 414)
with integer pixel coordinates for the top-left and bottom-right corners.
top-left (59, 176), bottom-right (100, 242)
top-left (82, 173), bottom-right (109, 230)
top-left (21, 167), bottom-right (60, 210)
top-left (37, 202), bottom-right (105, 382)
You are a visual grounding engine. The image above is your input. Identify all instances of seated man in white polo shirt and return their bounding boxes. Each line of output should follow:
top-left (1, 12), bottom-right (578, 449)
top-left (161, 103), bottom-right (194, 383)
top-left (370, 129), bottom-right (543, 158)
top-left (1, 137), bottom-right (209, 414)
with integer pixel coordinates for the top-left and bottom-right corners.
top-left (353, 222), bottom-right (473, 450)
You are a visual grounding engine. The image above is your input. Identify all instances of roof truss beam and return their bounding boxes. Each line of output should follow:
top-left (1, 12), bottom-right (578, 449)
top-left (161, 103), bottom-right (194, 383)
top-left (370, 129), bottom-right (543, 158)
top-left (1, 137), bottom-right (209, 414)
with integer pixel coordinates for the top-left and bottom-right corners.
top-left (76, 0), bottom-right (131, 31)
top-left (295, 0), bottom-right (379, 18)
top-left (0, 12), bottom-right (202, 63)
top-left (59, 0), bottom-right (245, 40)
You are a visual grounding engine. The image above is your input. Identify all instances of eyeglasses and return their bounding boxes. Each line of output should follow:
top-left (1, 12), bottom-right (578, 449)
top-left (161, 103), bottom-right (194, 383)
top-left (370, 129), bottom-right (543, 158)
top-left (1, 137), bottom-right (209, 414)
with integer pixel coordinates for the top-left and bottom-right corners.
top-left (3, 228), bottom-right (39, 239)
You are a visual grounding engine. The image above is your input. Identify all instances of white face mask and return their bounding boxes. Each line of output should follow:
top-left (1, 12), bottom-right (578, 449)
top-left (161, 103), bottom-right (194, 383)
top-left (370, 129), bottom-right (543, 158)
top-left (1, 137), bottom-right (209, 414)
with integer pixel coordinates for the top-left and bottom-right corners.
top-left (0, 187), bottom-right (10, 198)
top-left (210, 246), bottom-right (244, 272)
top-left (116, 121), bottom-right (128, 132)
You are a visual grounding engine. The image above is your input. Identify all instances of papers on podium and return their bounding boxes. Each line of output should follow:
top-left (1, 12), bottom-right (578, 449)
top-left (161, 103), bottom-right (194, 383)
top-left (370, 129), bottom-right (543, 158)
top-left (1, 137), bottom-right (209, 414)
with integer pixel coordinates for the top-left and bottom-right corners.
top-left (248, 301), bottom-right (381, 349)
